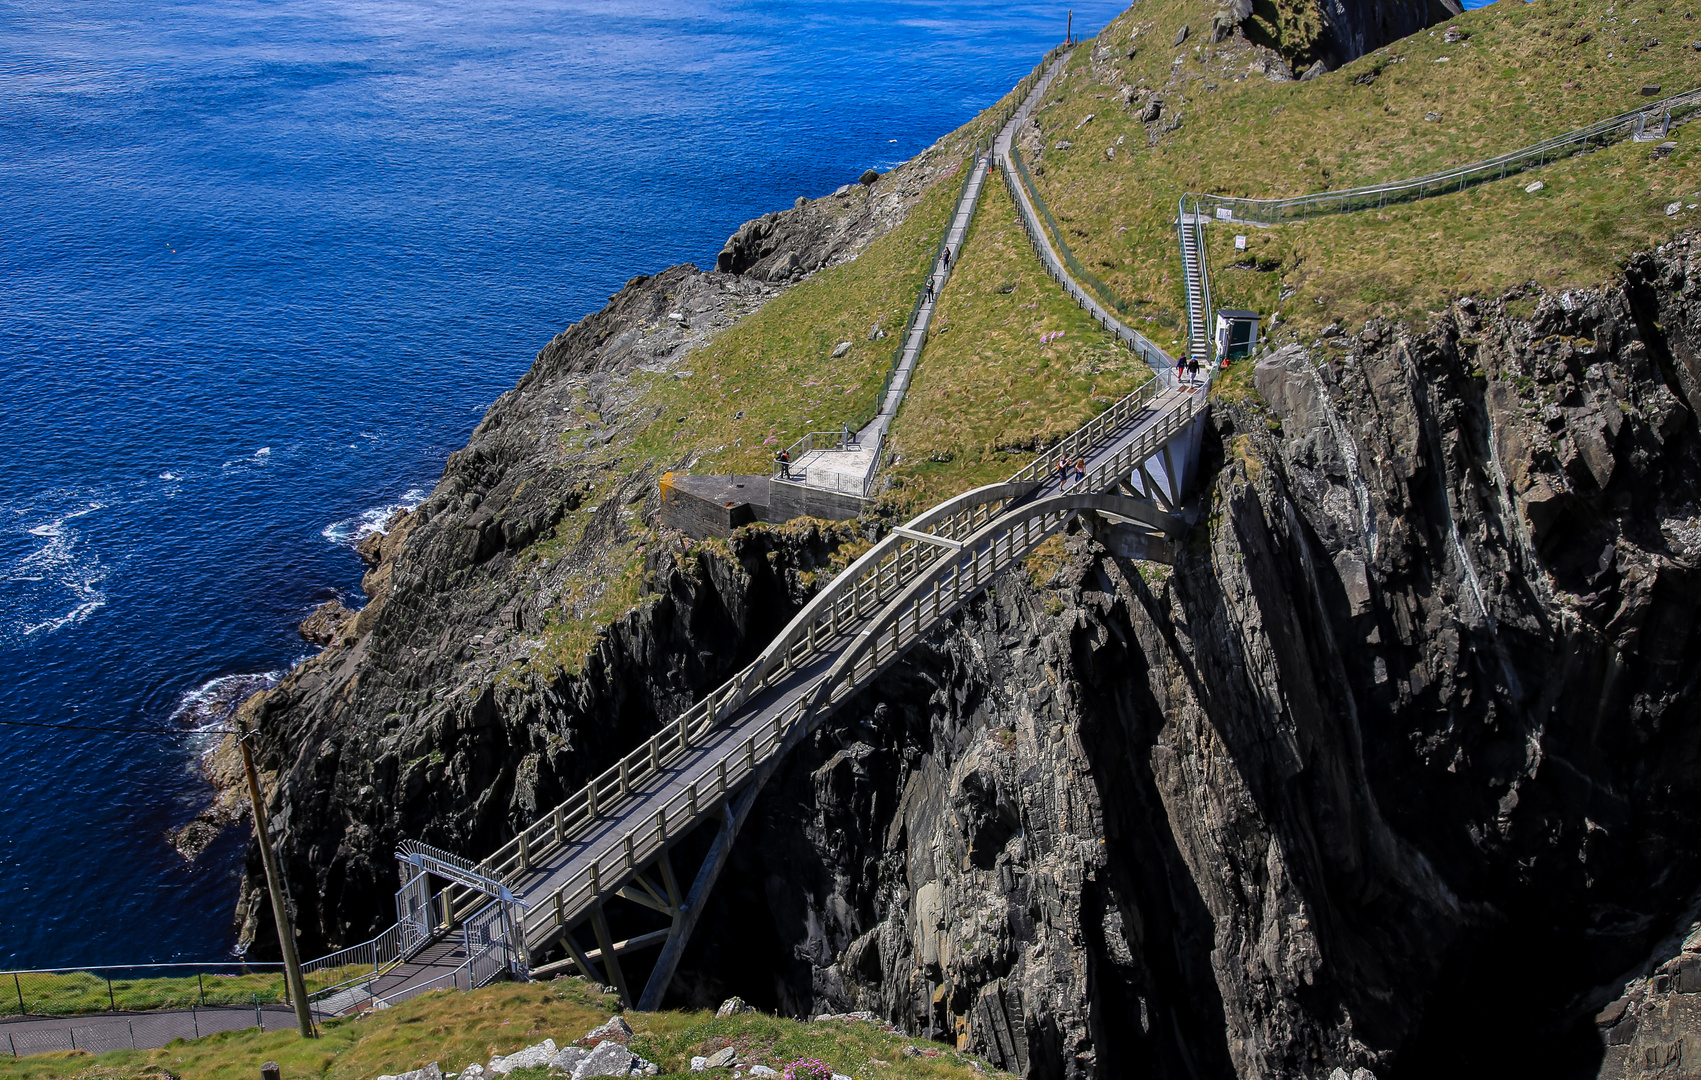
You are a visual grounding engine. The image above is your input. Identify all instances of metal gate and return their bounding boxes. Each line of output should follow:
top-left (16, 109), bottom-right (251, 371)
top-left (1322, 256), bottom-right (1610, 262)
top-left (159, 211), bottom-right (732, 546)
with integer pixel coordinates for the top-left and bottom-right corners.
top-left (394, 868), bottom-right (432, 960)
top-left (461, 897), bottom-right (528, 987)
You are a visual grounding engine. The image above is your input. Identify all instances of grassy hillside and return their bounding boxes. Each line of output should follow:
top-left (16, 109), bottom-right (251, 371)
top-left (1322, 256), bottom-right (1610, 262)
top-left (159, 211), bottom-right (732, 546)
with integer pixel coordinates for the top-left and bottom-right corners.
top-left (884, 177), bottom-right (1154, 510)
top-left (512, 0), bottom-right (1701, 674)
top-left (1021, 0), bottom-right (1701, 336)
top-left (0, 980), bottom-right (1002, 1080)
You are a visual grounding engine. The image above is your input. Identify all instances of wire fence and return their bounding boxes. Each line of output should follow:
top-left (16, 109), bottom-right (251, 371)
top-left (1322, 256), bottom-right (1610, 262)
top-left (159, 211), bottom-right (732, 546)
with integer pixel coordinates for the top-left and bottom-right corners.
top-left (1008, 146), bottom-right (1133, 320)
top-left (3, 1003), bottom-right (299, 1058)
top-left (1185, 85), bottom-right (1701, 225)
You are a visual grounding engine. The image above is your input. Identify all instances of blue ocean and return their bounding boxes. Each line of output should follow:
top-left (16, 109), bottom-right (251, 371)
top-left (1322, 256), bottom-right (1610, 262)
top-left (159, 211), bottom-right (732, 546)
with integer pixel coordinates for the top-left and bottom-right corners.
top-left (0, 0), bottom-right (1132, 968)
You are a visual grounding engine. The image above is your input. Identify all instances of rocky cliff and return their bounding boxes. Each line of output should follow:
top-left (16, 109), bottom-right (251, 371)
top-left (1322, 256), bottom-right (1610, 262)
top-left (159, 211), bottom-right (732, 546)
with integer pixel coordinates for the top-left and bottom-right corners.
top-left (656, 248), bottom-right (1701, 1078)
top-left (239, 118), bottom-right (1701, 1080)
top-left (228, 146), bottom-right (957, 955)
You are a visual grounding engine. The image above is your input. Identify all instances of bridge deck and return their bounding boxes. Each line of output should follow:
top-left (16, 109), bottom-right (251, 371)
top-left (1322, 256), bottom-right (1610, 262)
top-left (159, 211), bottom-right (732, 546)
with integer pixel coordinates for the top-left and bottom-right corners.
top-left (501, 383), bottom-right (1196, 922)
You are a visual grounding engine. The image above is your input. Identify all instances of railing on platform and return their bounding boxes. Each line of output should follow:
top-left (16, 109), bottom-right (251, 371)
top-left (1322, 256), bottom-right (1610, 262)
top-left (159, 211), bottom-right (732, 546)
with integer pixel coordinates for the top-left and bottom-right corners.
top-left (0, 963), bottom-right (294, 1018)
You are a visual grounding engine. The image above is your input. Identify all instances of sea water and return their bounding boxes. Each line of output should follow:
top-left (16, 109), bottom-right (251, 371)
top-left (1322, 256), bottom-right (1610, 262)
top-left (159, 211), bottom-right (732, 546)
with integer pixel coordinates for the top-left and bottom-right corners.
top-left (0, 0), bottom-right (1127, 967)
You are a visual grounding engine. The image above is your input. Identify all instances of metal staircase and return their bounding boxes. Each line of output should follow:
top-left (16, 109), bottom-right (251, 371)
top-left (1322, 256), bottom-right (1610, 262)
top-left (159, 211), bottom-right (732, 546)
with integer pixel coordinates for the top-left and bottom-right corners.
top-left (1177, 201), bottom-right (1212, 368)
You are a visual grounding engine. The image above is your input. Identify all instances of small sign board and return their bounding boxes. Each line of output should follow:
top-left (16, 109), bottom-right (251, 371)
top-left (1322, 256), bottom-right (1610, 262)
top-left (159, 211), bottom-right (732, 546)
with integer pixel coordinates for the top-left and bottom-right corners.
top-left (1234, 235), bottom-right (1247, 250)
top-left (1215, 207), bottom-right (1234, 221)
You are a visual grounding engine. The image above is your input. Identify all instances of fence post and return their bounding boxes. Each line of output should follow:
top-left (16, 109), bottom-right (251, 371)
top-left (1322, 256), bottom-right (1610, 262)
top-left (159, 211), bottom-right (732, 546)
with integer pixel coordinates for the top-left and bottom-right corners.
top-left (15, 972), bottom-right (23, 1016)
top-left (255, 993), bottom-right (262, 1030)
top-left (7, 1033), bottom-right (13, 1059)
top-left (130, 1021), bottom-right (136, 1050)
top-left (107, 976), bottom-right (115, 1012)
top-left (199, 972), bottom-right (205, 1006)
top-left (193, 1005), bottom-right (199, 1039)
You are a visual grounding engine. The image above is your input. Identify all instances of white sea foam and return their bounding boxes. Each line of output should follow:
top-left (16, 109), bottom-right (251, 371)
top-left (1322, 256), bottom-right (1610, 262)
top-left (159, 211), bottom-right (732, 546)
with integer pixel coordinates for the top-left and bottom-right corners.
top-left (7, 500), bottom-right (109, 639)
top-left (320, 487), bottom-right (428, 547)
top-left (254, 446), bottom-right (270, 457)
top-left (170, 670), bottom-right (281, 753)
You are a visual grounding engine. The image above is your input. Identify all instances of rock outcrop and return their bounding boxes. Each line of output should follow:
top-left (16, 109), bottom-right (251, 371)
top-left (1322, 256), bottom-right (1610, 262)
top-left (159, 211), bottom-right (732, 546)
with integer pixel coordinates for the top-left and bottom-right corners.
top-left (232, 147), bottom-right (957, 956)
top-left (240, 96), bottom-right (1701, 1077)
top-left (669, 247), bottom-right (1701, 1077)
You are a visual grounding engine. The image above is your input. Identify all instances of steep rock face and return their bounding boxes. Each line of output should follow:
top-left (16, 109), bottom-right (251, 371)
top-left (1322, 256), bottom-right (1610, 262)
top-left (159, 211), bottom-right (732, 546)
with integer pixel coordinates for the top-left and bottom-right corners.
top-left (669, 243), bottom-right (1701, 1078)
top-left (235, 147), bottom-right (957, 954)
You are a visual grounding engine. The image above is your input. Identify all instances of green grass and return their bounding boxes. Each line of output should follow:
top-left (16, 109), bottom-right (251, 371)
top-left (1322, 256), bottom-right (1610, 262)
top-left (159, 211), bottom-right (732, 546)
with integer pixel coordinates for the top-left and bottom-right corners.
top-left (0, 980), bottom-right (1003, 1080)
top-left (0, 968), bottom-right (373, 1019)
top-left (1020, 0), bottom-right (1701, 336)
top-left (626, 163), bottom-right (964, 481)
top-left (883, 176), bottom-right (1156, 509)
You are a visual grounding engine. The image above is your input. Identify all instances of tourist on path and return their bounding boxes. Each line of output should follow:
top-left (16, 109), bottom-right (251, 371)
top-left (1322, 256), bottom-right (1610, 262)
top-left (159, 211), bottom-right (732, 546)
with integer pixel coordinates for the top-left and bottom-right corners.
top-left (1074, 455), bottom-right (1086, 488)
top-left (925, 276), bottom-right (935, 302)
top-left (1056, 454), bottom-right (1069, 487)
top-left (943, 247), bottom-right (952, 271)
top-left (776, 448), bottom-right (792, 480)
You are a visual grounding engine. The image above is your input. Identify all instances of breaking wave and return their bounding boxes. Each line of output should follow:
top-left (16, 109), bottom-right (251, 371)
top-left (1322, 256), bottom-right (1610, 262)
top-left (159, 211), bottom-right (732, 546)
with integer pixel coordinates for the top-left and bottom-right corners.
top-left (320, 487), bottom-right (428, 547)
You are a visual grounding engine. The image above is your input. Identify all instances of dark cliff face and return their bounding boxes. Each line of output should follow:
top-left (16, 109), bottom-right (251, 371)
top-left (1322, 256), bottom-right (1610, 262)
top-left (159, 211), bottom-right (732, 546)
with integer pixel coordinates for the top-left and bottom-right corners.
top-left (233, 151), bottom-right (954, 954)
top-left (666, 244), bottom-right (1701, 1078)
top-left (247, 169), bottom-right (1701, 1072)
top-left (1240, 0), bottom-right (1460, 72)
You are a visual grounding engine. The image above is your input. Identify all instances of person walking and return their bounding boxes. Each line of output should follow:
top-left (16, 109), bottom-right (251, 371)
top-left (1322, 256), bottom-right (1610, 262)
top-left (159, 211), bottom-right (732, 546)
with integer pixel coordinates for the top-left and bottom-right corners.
top-left (1056, 454), bottom-right (1069, 487)
top-left (1074, 455), bottom-right (1086, 488)
top-left (925, 276), bottom-right (935, 302)
top-left (943, 247), bottom-right (952, 271)
top-left (776, 448), bottom-right (792, 480)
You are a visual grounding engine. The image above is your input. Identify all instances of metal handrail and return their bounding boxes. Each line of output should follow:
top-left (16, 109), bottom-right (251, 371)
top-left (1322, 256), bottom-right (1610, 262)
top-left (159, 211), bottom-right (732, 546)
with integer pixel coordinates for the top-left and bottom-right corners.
top-left (1008, 145), bottom-right (1129, 317)
top-left (1186, 85), bottom-right (1701, 225)
top-left (997, 154), bottom-right (1178, 383)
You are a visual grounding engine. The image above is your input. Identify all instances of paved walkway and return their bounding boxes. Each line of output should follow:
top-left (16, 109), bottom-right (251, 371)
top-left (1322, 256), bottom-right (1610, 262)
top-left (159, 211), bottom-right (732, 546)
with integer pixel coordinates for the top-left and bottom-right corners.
top-left (787, 53), bottom-right (1066, 499)
top-left (2, 1004), bottom-right (297, 1058)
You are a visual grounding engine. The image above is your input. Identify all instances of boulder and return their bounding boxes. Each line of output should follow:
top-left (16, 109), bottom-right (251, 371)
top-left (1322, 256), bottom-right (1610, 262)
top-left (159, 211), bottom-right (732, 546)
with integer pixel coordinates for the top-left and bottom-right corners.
top-left (689, 1059), bottom-right (709, 1073)
top-left (548, 1047), bottom-right (589, 1074)
top-left (1173, 24), bottom-right (1189, 46)
top-left (1139, 99), bottom-right (1162, 123)
top-left (583, 1015), bottom-right (634, 1044)
top-left (747, 1069), bottom-right (778, 1078)
top-left (866, 324), bottom-right (886, 341)
top-left (460, 1067), bottom-right (485, 1080)
top-left (1300, 60), bottom-right (1327, 81)
top-left (831, 341), bottom-right (852, 359)
top-left (1443, 25), bottom-right (1467, 42)
top-left (715, 996), bottom-right (755, 1018)
top-left (859, 169), bottom-right (880, 185)
top-left (299, 599), bottom-right (355, 645)
top-left (703, 1046), bottom-right (737, 1068)
top-left (377, 1065), bottom-right (443, 1080)
top-left (570, 1040), bottom-right (637, 1079)
top-left (490, 1041), bottom-right (557, 1075)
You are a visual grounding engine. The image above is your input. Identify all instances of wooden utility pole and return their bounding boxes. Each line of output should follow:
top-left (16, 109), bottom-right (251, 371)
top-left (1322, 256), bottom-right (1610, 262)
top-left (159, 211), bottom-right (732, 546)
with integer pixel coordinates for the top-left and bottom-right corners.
top-left (240, 733), bottom-right (316, 1039)
top-left (1067, 10), bottom-right (1074, 46)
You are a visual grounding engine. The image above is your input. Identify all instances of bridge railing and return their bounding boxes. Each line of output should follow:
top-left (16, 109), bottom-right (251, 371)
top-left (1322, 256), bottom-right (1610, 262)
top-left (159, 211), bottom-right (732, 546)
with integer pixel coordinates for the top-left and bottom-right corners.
top-left (1006, 376), bottom-right (1163, 486)
top-left (1186, 85), bottom-right (1701, 226)
top-left (524, 477), bottom-right (1189, 948)
top-left (458, 370), bottom-right (1202, 924)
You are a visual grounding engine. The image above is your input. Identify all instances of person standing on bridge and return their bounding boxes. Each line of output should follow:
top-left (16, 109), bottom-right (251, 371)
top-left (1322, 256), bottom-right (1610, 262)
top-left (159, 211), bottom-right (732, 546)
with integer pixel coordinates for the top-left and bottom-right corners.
top-left (943, 247), bottom-right (952, 271)
top-left (776, 448), bottom-right (792, 480)
top-left (1056, 454), bottom-right (1069, 487)
top-left (925, 275), bottom-right (935, 302)
top-left (1074, 455), bottom-right (1086, 488)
